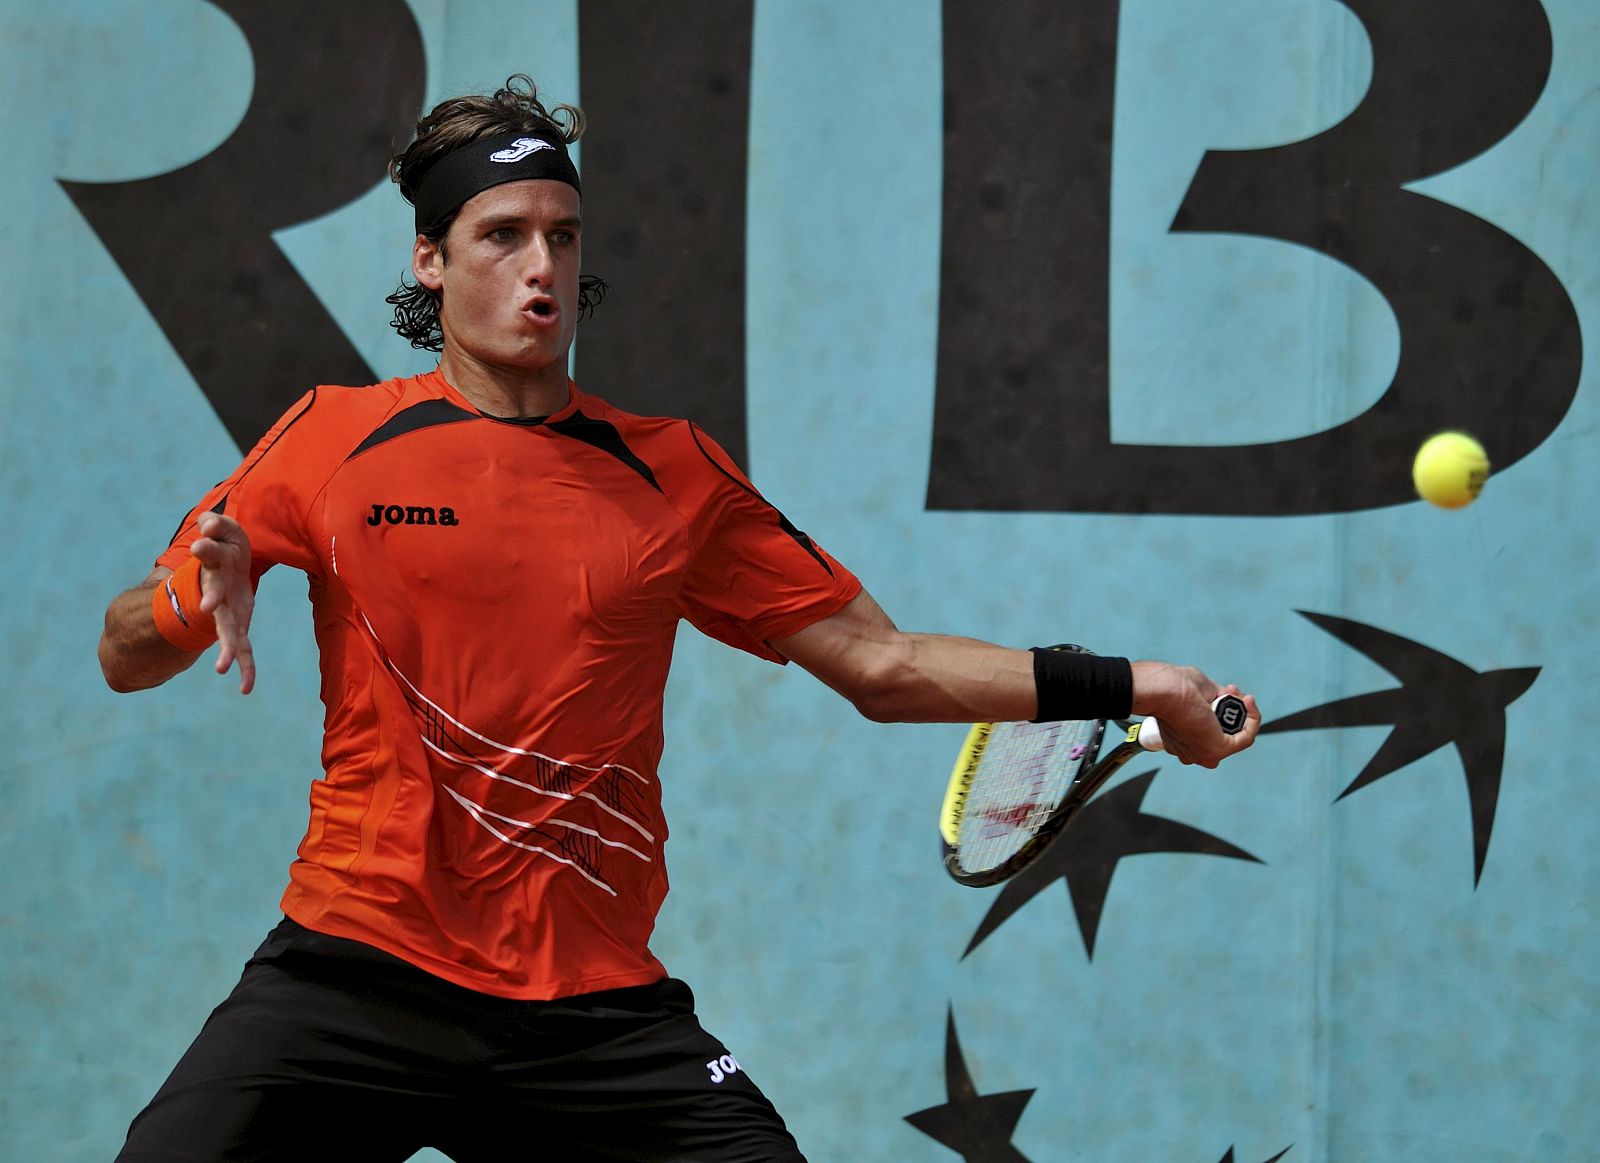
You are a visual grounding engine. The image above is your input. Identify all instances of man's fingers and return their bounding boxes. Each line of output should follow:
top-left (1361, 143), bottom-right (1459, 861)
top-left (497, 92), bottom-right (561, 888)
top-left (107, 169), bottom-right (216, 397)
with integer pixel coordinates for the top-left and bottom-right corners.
top-left (181, 514), bottom-right (257, 695)
top-left (1210, 693), bottom-right (1261, 764)
top-left (214, 633), bottom-right (257, 695)
top-left (212, 592), bottom-right (255, 644)
top-left (236, 642), bottom-right (256, 695)
top-left (195, 553), bottom-right (228, 613)
top-left (198, 578), bottom-right (226, 615)
top-left (196, 510), bottom-right (243, 541)
top-left (1229, 693), bottom-right (1263, 740)
top-left (1169, 689), bottom-right (1261, 767)
top-left (213, 607), bottom-right (257, 696)
top-left (191, 526), bottom-right (252, 617)
top-left (198, 574), bottom-right (242, 616)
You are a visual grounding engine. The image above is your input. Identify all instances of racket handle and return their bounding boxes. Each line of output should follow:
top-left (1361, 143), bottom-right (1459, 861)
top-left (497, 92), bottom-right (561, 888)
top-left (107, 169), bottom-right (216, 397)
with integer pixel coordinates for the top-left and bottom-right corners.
top-left (1137, 693), bottom-right (1248, 753)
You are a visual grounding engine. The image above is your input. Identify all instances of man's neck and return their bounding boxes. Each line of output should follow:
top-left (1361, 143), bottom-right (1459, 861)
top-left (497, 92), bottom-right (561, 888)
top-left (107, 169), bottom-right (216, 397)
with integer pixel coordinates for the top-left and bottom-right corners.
top-left (437, 350), bottom-right (571, 419)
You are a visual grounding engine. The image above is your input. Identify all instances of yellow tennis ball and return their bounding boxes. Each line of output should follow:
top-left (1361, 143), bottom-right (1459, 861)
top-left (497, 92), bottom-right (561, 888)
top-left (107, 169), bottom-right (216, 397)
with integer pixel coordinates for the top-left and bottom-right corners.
top-left (1413, 431), bottom-right (1489, 509)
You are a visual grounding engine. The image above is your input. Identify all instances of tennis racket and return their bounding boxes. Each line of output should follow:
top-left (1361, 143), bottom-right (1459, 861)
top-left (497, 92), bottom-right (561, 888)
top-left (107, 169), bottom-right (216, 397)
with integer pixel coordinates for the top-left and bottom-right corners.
top-left (939, 652), bottom-right (1248, 888)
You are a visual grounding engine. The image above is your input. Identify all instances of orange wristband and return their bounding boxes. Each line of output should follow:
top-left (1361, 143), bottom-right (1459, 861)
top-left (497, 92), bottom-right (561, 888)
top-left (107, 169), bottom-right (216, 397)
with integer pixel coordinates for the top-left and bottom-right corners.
top-left (150, 557), bottom-right (218, 652)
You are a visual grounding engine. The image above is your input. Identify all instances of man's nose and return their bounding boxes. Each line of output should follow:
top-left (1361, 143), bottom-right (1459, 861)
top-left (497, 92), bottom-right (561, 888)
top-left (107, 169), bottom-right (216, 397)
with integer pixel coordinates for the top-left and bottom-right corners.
top-left (523, 240), bottom-right (556, 285)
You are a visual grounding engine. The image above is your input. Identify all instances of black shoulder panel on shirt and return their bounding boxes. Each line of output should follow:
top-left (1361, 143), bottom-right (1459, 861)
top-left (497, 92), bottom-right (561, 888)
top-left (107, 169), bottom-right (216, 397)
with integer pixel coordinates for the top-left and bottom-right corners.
top-left (774, 511), bottom-right (833, 576)
top-left (166, 387), bottom-right (319, 545)
top-left (346, 398), bottom-right (479, 460)
top-left (686, 422), bottom-right (832, 575)
top-left (546, 411), bottom-right (663, 493)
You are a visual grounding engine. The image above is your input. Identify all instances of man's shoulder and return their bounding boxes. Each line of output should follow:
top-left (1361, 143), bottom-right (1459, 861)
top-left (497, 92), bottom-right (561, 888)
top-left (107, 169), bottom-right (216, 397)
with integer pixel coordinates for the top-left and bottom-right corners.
top-left (284, 373), bottom-right (444, 440)
top-left (251, 374), bottom-right (443, 474)
top-left (570, 386), bottom-right (686, 432)
top-left (310, 373), bottom-right (433, 418)
top-left (570, 390), bottom-right (758, 507)
top-left (568, 387), bottom-right (706, 458)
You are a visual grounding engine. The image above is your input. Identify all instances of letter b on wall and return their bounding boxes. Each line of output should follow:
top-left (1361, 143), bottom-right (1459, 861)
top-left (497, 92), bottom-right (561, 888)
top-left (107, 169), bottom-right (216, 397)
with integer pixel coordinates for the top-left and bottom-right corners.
top-left (928, 0), bottom-right (1581, 516)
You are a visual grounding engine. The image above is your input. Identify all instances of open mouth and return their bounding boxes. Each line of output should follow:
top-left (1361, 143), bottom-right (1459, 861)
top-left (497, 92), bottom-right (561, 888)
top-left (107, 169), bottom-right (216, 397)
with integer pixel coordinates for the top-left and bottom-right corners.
top-left (522, 295), bottom-right (560, 323)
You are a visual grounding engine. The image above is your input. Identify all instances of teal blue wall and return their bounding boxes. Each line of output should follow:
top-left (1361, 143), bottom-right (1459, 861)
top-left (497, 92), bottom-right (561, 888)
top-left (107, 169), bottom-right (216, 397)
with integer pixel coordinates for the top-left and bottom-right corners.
top-left (4, 3), bottom-right (1596, 1160)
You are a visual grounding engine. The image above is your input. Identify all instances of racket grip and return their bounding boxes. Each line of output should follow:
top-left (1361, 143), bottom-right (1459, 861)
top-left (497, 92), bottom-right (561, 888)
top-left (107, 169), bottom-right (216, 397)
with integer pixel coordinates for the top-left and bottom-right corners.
top-left (1137, 693), bottom-right (1248, 753)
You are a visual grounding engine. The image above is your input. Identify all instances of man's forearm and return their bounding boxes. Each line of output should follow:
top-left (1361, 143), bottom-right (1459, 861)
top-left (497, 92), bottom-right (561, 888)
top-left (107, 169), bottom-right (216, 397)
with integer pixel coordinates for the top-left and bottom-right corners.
top-left (99, 574), bottom-right (202, 693)
top-left (776, 591), bottom-right (1247, 737)
top-left (802, 629), bottom-right (1039, 724)
top-left (891, 633), bottom-right (1041, 722)
top-left (779, 591), bottom-right (1103, 724)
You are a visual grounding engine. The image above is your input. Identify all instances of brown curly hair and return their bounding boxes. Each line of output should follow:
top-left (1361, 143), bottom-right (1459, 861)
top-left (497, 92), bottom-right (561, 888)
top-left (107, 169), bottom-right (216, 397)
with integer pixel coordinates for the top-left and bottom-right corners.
top-left (386, 74), bottom-right (606, 352)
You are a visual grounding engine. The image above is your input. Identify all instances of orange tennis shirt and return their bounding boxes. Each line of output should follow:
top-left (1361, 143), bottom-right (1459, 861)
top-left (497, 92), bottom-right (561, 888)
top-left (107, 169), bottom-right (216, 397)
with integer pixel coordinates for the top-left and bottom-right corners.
top-left (157, 372), bottom-right (861, 999)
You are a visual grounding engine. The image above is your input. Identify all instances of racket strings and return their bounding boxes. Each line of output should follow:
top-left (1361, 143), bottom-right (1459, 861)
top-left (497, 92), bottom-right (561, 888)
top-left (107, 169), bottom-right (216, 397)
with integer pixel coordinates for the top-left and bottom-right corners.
top-left (957, 718), bottom-right (1099, 872)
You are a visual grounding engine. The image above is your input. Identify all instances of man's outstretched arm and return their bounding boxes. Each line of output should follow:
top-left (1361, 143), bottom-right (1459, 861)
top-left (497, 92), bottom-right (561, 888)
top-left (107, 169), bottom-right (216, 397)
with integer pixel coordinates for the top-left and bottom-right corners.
top-left (771, 589), bottom-right (1259, 768)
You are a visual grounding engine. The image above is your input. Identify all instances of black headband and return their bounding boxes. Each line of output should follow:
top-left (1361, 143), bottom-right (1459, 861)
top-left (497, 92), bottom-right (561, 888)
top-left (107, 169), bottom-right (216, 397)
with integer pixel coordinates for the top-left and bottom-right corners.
top-left (411, 130), bottom-right (582, 234)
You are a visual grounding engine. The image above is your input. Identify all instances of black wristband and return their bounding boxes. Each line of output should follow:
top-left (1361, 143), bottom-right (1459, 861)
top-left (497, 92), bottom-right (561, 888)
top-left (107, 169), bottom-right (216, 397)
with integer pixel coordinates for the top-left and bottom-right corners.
top-left (1030, 646), bottom-right (1134, 722)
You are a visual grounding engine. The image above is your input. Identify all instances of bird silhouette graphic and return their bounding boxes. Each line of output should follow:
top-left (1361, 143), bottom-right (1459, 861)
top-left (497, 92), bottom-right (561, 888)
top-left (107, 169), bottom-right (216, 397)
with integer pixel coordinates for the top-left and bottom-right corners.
top-left (962, 771), bottom-right (1262, 960)
top-left (905, 1007), bottom-right (1036, 1162)
top-left (903, 1006), bottom-right (1295, 1162)
top-left (1261, 610), bottom-right (1539, 885)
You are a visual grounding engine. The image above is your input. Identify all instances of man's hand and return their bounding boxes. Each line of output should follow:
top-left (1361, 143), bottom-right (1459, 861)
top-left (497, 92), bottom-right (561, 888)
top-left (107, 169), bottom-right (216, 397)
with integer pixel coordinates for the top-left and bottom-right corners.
top-left (191, 512), bottom-right (257, 695)
top-left (1130, 660), bottom-right (1261, 768)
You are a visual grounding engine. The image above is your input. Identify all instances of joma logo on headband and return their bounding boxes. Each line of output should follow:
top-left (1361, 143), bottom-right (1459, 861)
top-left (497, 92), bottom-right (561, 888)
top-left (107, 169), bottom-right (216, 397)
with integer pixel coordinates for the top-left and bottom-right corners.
top-left (490, 137), bottom-right (556, 163)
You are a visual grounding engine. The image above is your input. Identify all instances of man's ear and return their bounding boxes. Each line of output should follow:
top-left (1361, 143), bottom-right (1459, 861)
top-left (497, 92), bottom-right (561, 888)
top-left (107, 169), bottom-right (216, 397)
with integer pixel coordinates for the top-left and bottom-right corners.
top-left (413, 234), bottom-right (444, 292)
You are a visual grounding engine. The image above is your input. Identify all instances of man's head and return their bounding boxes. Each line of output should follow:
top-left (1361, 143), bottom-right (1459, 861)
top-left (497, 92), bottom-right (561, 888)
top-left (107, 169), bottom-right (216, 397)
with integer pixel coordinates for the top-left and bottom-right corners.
top-left (387, 75), bottom-right (605, 355)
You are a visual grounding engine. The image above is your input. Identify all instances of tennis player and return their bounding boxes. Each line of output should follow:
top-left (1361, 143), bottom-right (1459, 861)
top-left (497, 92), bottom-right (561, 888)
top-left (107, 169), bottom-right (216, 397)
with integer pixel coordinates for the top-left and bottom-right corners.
top-left (98, 75), bottom-right (1259, 1162)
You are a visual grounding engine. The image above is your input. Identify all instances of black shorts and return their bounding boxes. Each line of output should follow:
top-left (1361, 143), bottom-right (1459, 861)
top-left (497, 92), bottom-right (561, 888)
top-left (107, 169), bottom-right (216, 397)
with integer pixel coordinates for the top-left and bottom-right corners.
top-left (116, 919), bottom-right (807, 1162)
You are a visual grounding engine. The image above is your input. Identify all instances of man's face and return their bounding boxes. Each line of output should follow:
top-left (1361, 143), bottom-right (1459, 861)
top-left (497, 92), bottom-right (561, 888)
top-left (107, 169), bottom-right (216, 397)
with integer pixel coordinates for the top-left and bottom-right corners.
top-left (414, 179), bottom-right (582, 380)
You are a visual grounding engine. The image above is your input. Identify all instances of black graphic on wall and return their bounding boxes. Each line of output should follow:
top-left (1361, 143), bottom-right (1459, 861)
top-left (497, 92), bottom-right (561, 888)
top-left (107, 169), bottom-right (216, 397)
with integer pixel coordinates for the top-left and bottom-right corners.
top-left (903, 1007), bottom-right (1296, 1162)
top-left (60, 0), bottom-right (425, 451)
top-left (1261, 611), bottom-right (1539, 884)
top-left (962, 771), bottom-right (1262, 960)
top-left (930, 0), bottom-right (1581, 514)
top-left (905, 1008), bottom-right (1036, 1163)
top-left (931, 0), bottom-right (1116, 513)
top-left (576, 0), bottom-right (753, 466)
